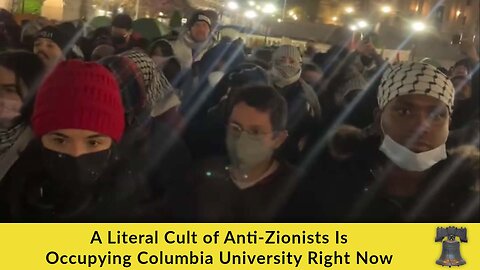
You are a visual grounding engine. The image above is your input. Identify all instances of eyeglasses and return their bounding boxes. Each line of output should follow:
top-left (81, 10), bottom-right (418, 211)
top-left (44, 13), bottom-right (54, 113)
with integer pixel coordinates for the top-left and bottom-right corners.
top-left (227, 123), bottom-right (275, 137)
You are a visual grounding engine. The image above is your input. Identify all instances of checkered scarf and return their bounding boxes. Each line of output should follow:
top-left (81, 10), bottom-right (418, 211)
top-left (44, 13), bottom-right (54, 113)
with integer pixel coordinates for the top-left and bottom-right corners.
top-left (99, 55), bottom-right (148, 128)
top-left (378, 62), bottom-right (454, 113)
top-left (121, 50), bottom-right (174, 108)
top-left (0, 123), bottom-right (25, 156)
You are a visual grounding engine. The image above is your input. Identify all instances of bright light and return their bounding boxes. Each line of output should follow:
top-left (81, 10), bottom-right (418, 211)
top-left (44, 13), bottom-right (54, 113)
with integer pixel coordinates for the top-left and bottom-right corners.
top-left (248, 1), bottom-right (255, 6)
top-left (227, 1), bottom-right (239, 10)
top-left (456, 10), bottom-right (461, 17)
top-left (288, 10), bottom-right (294, 16)
top-left (345, 7), bottom-right (354, 14)
top-left (412, 21), bottom-right (426, 32)
top-left (277, 18), bottom-right (283, 23)
top-left (256, 5), bottom-right (262, 10)
top-left (262, 3), bottom-right (277, 14)
top-left (381, 5), bottom-right (392, 13)
top-left (357, 20), bottom-right (368, 28)
top-left (117, 7), bottom-right (124, 13)
top-left (349, 24), bottom-right (358, 31)
top-left (332, 16), bottom-right (338, 21)
top-left (159, 12), bottom-right (164, 16)
top-left (181, 18), bottom-right (188, 25)
top-left (245, 10), bottom-right (258, 19)
top-left (97, 9), bottom-right (107, 16)
top-left (293, 15), bottom-right (298, 21)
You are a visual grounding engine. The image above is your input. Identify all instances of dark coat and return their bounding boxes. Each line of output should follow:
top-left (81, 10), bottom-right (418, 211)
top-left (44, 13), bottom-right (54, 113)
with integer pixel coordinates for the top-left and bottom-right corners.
top-left (177, 65), bottom-right (220, 160)
top-left (306, 127), bottom-right (479, 222)
top-left (167, 157), bottom-right (299, 222)
top-left (276, 80), bottom-right (322, 164)
top-left (0, 140), bottom-right (158, 222)
top-left (119, 119), bottom-right (192, 210)
top-left (450, 62), bottom-right (479, 130)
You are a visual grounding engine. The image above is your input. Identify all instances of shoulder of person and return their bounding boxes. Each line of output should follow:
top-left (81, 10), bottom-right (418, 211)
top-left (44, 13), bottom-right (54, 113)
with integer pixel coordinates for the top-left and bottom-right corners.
top-left (281, 81), bottom-right (308, 100)
top-left (276, 160), bottom-right (296, 177)
top-left (442, 145), bottom-right (480, 189)
top-left (184, 157), bottom-right (231, 190)
top-left (3, 140), bottom-right (44, 180)
top-left (327, 125), bottom-right (373, 162)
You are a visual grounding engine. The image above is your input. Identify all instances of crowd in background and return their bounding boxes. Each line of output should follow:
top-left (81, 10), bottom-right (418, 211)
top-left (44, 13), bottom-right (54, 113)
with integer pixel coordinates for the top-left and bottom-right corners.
top-left (0, 8), bottom-right (478, 222)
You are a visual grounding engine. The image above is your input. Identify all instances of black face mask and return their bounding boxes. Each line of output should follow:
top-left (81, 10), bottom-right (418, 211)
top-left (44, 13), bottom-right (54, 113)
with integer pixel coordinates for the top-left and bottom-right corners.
top-left (42, 148), bottom-right (112, 193)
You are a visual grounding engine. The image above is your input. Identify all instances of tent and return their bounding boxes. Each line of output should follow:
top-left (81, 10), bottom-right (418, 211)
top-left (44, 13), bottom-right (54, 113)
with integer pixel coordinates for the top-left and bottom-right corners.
top-left (133, 18), bottom-right (170, 41)
top-left (89, 16), bottom-right (112, 30)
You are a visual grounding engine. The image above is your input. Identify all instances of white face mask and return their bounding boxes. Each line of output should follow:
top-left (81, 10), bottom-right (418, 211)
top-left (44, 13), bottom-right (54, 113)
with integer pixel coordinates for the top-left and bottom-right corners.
top-left (379, 117), bottom-right (447, 172)
top-left (208, 71), bottom-right (224, 87)
top-left (226, 131), bottom-right (274, 173)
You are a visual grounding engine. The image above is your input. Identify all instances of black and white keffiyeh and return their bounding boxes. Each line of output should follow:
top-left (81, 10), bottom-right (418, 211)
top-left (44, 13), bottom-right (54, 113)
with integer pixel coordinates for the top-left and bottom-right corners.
top-left (378, 62), bottom-right (454, 113)
top-left (121, 50), bottom-right (174, 108)
top-left (0, 123), bottom-right (25, 155)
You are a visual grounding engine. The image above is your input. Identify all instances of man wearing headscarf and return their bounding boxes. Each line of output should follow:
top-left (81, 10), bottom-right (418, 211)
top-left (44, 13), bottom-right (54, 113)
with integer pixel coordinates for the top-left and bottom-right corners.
top-left (309, 62), bottom-right (479, 222)
top-left (270, 45), bottom-right (321, 163)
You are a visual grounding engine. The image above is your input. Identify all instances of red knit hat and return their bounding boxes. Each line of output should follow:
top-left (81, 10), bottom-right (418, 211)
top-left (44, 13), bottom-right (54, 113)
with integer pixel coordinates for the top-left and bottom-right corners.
top-left (32, 60), bottom-right (125, 142)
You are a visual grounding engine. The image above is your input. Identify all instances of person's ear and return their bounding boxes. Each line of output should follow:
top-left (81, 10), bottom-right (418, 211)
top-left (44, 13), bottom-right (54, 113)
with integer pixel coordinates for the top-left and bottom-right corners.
top-left (273, 130), bottom-right (288, 149)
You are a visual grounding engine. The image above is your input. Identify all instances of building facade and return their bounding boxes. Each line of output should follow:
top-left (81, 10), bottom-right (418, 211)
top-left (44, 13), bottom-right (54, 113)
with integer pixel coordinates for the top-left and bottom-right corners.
top-left (0, 0), bottom-right (12, 10)
top-left (317, 0), bottom-right (479, 37)
top-left (395, 0), bottom-right (479, 36)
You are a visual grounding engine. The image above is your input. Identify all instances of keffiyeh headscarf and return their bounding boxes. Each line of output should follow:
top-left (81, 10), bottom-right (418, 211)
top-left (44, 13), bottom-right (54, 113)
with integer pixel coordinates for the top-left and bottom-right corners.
top-left (99, 54), bottom-right (149, 128)
top-left (121, 50), bottom-right (174, 108)
top-left (378, 62), bottom-right (454, 113)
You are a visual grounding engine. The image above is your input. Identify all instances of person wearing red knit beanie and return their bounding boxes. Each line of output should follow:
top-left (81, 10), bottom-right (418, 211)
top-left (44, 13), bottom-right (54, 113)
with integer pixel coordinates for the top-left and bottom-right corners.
top-left (0, 60), bottom-right (154, 222)
top-left (32, 60), bottom-right (124, 154)
top-left (30, 59), bottom-right (125, 189)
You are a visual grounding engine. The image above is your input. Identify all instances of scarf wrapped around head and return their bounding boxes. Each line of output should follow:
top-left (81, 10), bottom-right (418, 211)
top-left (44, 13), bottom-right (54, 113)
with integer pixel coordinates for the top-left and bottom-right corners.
top-left (0, 123), bottom-right (25, 155)
top-left (378, 62), bottom-right (455, 113)
top-left (271, 45), bottom-right (303, 88)
top-left (99, 54), bottom-right (149, 128)
top-left (120, 50), bottom-right (175, 108)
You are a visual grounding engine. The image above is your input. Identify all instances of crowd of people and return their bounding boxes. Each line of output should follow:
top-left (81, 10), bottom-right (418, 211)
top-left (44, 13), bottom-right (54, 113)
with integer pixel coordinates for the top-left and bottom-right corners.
top-left (0, 8), bottom-right (478, 222)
